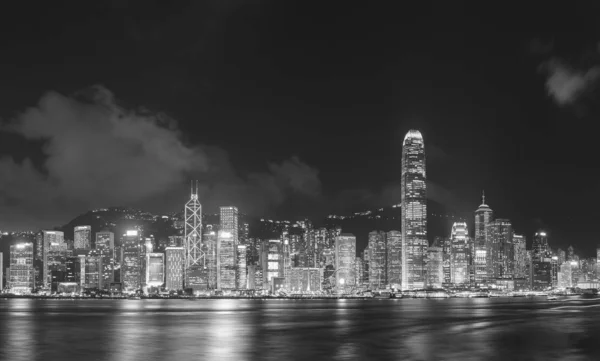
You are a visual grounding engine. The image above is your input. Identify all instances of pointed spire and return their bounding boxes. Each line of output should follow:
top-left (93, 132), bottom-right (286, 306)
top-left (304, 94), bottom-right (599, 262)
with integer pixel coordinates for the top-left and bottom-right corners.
top-left (482, 190), bottom-right (485, 205)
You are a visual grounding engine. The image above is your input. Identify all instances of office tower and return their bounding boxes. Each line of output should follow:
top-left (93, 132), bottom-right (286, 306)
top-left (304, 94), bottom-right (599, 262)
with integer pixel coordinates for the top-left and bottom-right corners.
top-left (368, 231), bottom-right (387, 289)
top-left (203, 231), bottom-right (218, 289)
top-left (567, 245), bottom-right (575, 261)
top-left (185, 181), bottom-right (204, 287)
top-left (83, 250), bottom-right (102, 289)
top-left (289, 268), bottom-right (321, 292)
top-left (362, 247), bottom-right (370, 285)
top-left (165, 247), bottom-right (185, 290)
top-left (488, 219), bottom-right (513, 279)
top-left (532, 231), bottom-right (550, 258)
top-left (220, 206), bottom-right (239, 243)
top-left (282, 235), bottom-right (292, 285)
top-left (46, 236), bottom-right (67, 287)
top-left (386, 230), bottom-right (402, 289)
top-left (474, 192), bottom-right (493, 285)
top-left (513, 234), bottom-right (527, 278)
top-left (551, 256), bottom-right (559, 287)
top-left (96, 230), bottom-right (115, 289)
top-left (146, 253), bottom-right (165, 288)
top-left (401, 129), bottom-right (427, 290)
top-left (427, 241), bottom-right (444, 288)
top-left (74, 226), bottom-right (92, 250)
top-left (450, 222), bottom-right (470, 285)
top-left (260, 239), bottom-right (284, 287)
top-left (597, 248), bottom-right (600, 279)
top-left (9, 243), bottom-right (34, 294)
top-left (559, 262), bottom-right (573, 288)
top-left (0, 252), bottom-right (2, 291)
top-left (236, 244), bottom-right (247, 289)
top-left (531, 230), bottom-right (552, 290)
top-left (65, 256), bottom-right (82, 284)
top-left (121, 230), bottom-right (142, 292)
top-left (39, 230), bottom-right (65, 287)
top-left (439, 236), bottom-right (451, 285)
top-left (217, 231), bottom-right (236, 290)
top-left (335, 234), bottom-right (356, 292)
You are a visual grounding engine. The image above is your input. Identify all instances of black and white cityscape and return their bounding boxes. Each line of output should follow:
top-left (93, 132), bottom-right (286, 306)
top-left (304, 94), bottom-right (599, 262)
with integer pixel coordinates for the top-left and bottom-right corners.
top-left (2, 2), bottom-right (600, 360)
top-left (1, 128), bottom-right (597, 298)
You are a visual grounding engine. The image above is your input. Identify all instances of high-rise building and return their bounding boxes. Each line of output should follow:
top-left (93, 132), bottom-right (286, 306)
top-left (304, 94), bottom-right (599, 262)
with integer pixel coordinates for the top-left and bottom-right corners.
top-left (185, 181), bottom-right (204, 289)
top-left (203, 231), bottom-right (218, 289)
top-left (0, 252), bottom-right (3, 291)
top-left (386, 230), bottom-right (402, 289)
top-left (165, 247), bottom-right (185, 291)
top-left (121, 230), bottom-right (142, 292)
top-left (96, 231), bottom-right (115, 289)
top-left (439, 236), bottom-right (452, 285)
top-left (531, 230), bottom-right (552, 290)
top-left (220, 206), bottom-right (239, 244)
top-left (9, 243), bottom-right (34, 293)
top-left (74, 226), bottom-right (91, 250)
top-left (288, 268), bottom-right (321, 292)
top-left (39, 230), bottom-right (65, 287)
top-left (335, 234), bottom-right (356, 292)
top-left (236, 244), bottom-right (247, 289)
top-left (83, 250), bottom-right (102, 289)
top-left (450, 222), bottom-right (470, 285)
top-left (474, 193), bottom-right (493, 285)
top-left (260, 239), bottom-right (283, 288)
top-left (401, 129), bottom-right (427, 290)
top-left (488, 219), bottom-right (513, 279)
top-left (46, 236), bottom-right (67, 287)
top-left (217, 231), bottom-right (236, 290)
top-left (513, 234), bottom-right (527, 278)
top-left (146, 253), bottom-right (165, 288)
top-left (427, 243), bottom-right (444, 288)
top-left (368, 231), bottom-right (387, 289)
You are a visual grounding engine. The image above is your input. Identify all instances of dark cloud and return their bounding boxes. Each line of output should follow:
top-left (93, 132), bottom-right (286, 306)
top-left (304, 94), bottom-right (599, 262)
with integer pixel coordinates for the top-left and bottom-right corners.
top-left (0, 86), bottom-right (321, 230)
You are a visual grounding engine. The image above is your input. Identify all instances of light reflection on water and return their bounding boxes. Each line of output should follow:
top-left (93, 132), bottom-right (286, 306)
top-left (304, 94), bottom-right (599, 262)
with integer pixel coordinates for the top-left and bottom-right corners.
top-left (1, 298), bottom-right (600, 360)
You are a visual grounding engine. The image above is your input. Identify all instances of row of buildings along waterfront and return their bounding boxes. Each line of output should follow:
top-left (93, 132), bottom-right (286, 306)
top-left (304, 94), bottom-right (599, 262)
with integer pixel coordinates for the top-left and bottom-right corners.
top-left (2, 130), bottom-right (599, 294)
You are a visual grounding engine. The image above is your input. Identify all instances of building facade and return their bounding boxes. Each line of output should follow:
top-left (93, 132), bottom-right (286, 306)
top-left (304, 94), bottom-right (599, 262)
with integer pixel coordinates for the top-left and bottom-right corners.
top-left (401, 129), bottom-right (427, 290)
top-left (335, 234), bottom-right (356, 292)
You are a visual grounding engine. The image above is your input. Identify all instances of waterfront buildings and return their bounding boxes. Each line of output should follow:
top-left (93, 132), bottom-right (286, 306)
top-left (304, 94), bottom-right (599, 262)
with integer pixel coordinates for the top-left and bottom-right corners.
top-left (185, 182), bottom-right (204, 288)
top-left (288, 268), bottom-right (321, 292)
top-left (236, 244), bottom-right (247, 289)
top-left (335, 234), bottom-right (356, 292)
top-left (368, 231), bottom-right (387, 289)
top-left (217, 230), bottom-right (236, 290)
top-left (146, 253), bottom-right (165, 288)
top-left (427, 241), bottom-right (444, 288)
top-left (386, 230), bottom-right (402, 289)
top-left (401, 129), bottom-right (427, 290)
top-left (488, 219), bottom-right (513, 279)
top-left (9, 243), bottom-right (34, 294)
top-left (450, 222), bottom-right (470, 285)
top-left (531, 231), bottom-right (552, 290)
top-left (96, 230), bottom-right (115, 289)
top-left (165, 246), bottom-right (185, 291)
top-left (474, 194), bottom-right (492, 285)
top-left (121, 230), bottom-right (142, 292)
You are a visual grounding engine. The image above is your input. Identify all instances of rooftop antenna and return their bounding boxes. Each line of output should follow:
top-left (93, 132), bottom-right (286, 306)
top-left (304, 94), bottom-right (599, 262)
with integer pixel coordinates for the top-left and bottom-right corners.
top-left (482, 190), bottom-right (485, 205)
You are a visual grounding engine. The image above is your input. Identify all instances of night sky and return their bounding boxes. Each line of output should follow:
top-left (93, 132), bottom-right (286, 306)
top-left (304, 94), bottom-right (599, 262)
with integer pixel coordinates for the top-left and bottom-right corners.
top-left (1, 2), bottom-right (599, 254)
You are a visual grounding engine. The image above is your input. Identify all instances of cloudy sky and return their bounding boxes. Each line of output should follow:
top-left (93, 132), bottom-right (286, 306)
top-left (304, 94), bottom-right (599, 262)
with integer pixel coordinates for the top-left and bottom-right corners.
top-left (0, 1), bottom-right (599, 252)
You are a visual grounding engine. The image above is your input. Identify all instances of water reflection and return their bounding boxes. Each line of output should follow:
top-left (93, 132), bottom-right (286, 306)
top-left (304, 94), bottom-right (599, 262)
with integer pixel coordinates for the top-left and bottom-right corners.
top-left (2, 298), bottom-right (600, 360)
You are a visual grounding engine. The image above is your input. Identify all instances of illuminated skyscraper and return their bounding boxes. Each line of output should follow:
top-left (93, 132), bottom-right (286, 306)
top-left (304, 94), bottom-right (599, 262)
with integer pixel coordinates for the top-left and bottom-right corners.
top-left (121, 230), bottom-right (142, 292)
top-left (488, 219), bottom-right (513, 279)
top-left (474, 193), bottom-right (493, 285)
top-left (0, 253), bottom-right (3, 291)
top-left (386, 230), bottom-right (402, 289)
top-left (259, 239), bottom-right (283, 287)
top-left (236, 244), bottom-right (247, 289)
top-left (74, 226), bottom-right (91, 250)
top-left (146, 253), bottom-right (165, 288)
top-left (96, 230), bottom-right (114, 289)
top-left (203, 231), bottom-right (218, 289)
top-left (513, 234), bottom-right (527, 278)
top-left (165, 247), bottom-right (185, 290)
top-left (185, 181), bottom-right (204, 287)
top-left (531, 230), bottom-right (552, 290)
top-left (217, 231), bottom-right (236, 290)
top-left (450, 222), bottom-right (470, 285)
top-left (368, 231), bottom-right (387, 289)
top-left (426, 241), bottom-right (444, 288)
top-left (401, 129), bottom-right (427, 290)
top-left (335, 234), bottom-right (356, 292)
top-left (9, 243), bottom-right (34, 294)
top-left (220, 206), bottom-right (239, 243)
top-left (40, 230), bottom-right (65, 287)
top-left (83, 250), bottom-right (102, 289)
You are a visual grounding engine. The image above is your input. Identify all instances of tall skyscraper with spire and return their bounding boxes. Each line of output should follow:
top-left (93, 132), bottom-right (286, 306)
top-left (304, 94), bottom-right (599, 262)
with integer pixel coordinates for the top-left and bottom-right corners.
top-left (185, 181), bottom-right (204, 289)
top-left (474, 191), bottom-right (493, 285)
top-left (401, 129), bottom-right (427, 290)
